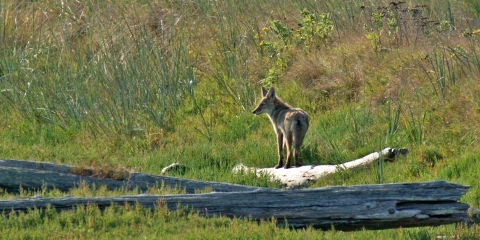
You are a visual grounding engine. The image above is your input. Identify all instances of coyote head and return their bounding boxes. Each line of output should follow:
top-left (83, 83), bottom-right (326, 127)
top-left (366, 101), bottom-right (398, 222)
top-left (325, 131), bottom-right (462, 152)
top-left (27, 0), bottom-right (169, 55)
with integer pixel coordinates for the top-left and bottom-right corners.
top-left (252, 87), bottom-right (276, 115)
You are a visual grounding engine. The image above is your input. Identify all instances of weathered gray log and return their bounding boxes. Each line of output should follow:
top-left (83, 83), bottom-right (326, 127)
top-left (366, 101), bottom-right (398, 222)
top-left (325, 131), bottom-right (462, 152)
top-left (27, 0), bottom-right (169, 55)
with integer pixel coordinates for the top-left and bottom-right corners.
top-left (0, 159), bottom-right (263, 193)
top-left (0, 181), bottom-right (470, 230)
top-left (1, 148), bottom-right (407, 193)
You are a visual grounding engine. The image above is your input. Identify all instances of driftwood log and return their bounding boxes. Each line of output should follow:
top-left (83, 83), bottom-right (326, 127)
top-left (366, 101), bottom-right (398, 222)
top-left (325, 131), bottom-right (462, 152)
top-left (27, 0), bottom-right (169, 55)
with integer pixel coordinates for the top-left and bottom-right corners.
top-left (0, 159), bottom-right (263, 194)
top-left (233, 147), bottom-right (409, 188)
top-left (0, 181), bottom-right (470, 230)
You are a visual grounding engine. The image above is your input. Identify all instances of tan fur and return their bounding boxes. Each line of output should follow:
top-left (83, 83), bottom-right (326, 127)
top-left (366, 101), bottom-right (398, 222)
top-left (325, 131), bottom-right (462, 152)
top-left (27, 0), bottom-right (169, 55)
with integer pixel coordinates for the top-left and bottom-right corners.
top-left (252, 87), bottom-right (309, 169)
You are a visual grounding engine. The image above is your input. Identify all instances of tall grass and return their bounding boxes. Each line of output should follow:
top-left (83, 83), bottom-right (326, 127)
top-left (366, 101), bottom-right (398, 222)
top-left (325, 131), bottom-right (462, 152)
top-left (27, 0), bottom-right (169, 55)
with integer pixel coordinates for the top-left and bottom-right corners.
top-left (1, 1), bottom-right (196, 135)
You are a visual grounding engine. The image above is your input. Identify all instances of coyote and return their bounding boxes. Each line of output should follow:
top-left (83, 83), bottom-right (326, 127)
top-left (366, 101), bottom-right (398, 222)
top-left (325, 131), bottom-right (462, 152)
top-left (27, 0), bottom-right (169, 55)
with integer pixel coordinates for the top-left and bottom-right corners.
top-left (252, 87), bottom-right (309, 169)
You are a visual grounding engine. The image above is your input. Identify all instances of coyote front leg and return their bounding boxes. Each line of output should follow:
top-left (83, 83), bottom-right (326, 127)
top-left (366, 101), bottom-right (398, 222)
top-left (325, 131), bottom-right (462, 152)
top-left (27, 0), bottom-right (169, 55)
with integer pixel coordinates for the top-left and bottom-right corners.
top-left (274, 132), bottom-right (284, 169)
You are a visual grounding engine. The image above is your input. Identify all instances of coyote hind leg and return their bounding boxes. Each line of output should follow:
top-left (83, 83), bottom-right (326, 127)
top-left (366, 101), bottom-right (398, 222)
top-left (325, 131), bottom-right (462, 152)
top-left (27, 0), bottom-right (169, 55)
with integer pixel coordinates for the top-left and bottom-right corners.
top-left (292, 129), bottom-right (306, 167)
top-left (283, 134), bottom-right (293, 169)
top-left (293, 144), bottom-right (302, 167)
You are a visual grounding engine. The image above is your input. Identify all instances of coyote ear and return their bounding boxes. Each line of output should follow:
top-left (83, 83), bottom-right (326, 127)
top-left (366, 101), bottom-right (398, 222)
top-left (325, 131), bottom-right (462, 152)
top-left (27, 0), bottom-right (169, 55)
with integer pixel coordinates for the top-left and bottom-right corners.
top-left (266, 87), bottom-right (275, 99)
top-left (261, 87), bottom-right (268, 97)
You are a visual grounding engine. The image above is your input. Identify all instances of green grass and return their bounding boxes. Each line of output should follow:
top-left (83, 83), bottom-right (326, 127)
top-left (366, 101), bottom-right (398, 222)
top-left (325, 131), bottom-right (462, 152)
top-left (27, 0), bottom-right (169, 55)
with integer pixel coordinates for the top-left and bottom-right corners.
top-left (9, 204), bottom-right (476, 240)
top-left (1, 0), bottom-right (480, 238)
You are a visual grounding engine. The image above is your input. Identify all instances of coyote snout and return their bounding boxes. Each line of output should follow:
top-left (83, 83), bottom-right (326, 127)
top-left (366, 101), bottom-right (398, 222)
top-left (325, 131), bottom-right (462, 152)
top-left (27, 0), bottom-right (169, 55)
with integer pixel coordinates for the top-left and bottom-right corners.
top-left (252, 87), bottom-right (309, 169)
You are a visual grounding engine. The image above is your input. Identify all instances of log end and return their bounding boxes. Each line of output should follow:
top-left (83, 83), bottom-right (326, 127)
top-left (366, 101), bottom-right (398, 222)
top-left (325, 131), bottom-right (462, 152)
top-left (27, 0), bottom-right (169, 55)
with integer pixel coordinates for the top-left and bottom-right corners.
top-left (383, 148), bottom-right (409, 162)
top-left (468, 207), bottom-right (480, 224)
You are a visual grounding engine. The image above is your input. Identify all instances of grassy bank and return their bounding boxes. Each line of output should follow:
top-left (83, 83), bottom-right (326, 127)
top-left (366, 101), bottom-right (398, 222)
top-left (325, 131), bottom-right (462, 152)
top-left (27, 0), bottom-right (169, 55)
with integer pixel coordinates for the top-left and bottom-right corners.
top-left (1, 0), bottom-right (480, 238)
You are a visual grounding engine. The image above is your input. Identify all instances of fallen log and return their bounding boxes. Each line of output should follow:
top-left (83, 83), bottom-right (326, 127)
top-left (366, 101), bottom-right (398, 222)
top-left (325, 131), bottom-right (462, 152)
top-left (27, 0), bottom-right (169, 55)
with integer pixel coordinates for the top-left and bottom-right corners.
top-left (0, 181), bottom-right (471, 230)
top-left (0, 148), bottom-right (406, 193)
top-left (233, 147), bottom-right (408, 188)
top-left (0, 159), bottom-right (263, 194)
